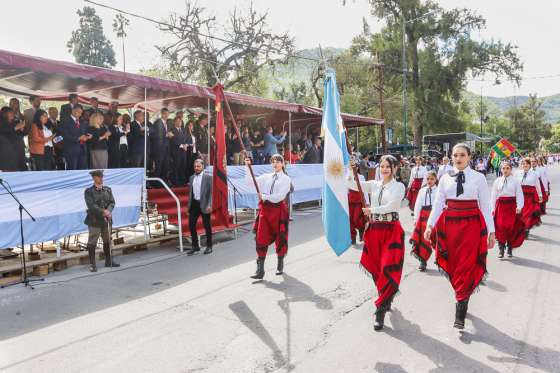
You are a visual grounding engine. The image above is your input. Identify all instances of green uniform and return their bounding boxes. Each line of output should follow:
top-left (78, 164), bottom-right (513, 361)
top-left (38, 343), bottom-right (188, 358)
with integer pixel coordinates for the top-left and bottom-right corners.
top-left (84, 185), bottom-right (117, 270)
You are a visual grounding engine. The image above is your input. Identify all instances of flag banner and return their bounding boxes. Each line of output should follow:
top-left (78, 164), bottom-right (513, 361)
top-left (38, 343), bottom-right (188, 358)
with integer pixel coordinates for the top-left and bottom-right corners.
top-left (212, 84), bottom-right (230, 227)
top-left (490, 138), bottom-right (517, 168)
top-left (0, 168), bottom-right (143, 249)
top-left (321, 69), bottom-right (352, 256)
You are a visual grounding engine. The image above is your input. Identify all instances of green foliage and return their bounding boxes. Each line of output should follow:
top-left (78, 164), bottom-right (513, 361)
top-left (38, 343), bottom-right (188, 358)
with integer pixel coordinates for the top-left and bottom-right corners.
top-left (506, 94), bottom-right (551, 152)
top-left (67, 6), bottom-right (116, 68)
top-left (542, 124), bottom-right (560, 153)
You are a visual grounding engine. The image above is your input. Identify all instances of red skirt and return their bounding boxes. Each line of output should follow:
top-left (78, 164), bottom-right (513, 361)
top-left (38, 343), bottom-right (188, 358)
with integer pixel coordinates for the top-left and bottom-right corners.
top-left (348, 190), bottom-right (366, 240)
top-left (539, 179), bottom-right (548, 215)
top-left (431, 200), bottom-right (488, 302)
top-left (362, 221), bottom-right (405, 308)
top-left (254, 200), bottom-right (289, 258)
top-left (494, 197), bottom-right (526, 249)
top-left (521, 185), bottom-right (541, 229)
top-left (406, 178), bottom-right (423, 211)
top-left (410, 206), bottom-right (433, 262)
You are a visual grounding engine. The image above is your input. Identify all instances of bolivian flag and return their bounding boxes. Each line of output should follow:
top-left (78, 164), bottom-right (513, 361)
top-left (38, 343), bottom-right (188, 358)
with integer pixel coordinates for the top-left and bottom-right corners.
top-left (490, 138), bottom-right (516, 168)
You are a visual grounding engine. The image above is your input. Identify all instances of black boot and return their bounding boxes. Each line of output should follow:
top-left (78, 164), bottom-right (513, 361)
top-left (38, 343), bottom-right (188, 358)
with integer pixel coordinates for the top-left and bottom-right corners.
top-left (103, 244), bottom-right (120, 268)
top-left (276, 256), bottom-right (284, 275)
top-left (498, 244), bottom-right (505, 259)
top-left (87, 245), bottom-right (97, 272)
top-left (454, 299), bottom-right (469, 329)
top-left (507, 244), bottom-right (513, 258)
top-left (250, 257), bottom-right (265, 280)
top-left (418, 258), bottom-right (427, 272)
top-left (374, 303), bottom-right (389, 331)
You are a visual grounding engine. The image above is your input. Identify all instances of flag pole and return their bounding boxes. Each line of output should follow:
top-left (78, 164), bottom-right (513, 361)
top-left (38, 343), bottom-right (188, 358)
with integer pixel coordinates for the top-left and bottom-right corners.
top-left (344, 131), bottom-right (369, 210)
top-left (210, 66), bottom-right (261, 198)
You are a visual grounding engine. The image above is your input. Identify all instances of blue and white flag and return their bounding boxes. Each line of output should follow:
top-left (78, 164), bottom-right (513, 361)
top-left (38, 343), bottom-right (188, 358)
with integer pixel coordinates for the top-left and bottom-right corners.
top-left (321, 69), bottom-right (352, 256)
top-left (0, 169), bottom-right (144, 249)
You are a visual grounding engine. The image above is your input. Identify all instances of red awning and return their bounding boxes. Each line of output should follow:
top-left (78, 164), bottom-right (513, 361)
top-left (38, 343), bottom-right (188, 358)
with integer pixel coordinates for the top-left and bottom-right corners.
top-left (0, 49), bottom-right (383, 128)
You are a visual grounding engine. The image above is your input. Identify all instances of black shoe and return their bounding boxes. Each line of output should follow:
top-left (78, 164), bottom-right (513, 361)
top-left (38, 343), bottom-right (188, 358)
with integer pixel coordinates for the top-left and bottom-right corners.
top-left (187, 247), bottom-right (200, 256)
top-left (454, 299), bottom-right (469, 329)
top-left (351, 238), bottom-right (357, 245)
top-left (507, 245), bottom-right (513, 258)
top-left (358, 231), bottom-right (364, 242)
top-left (105, 260), bottom-right (120, 268)
top-left (525, 230), bottom-right (530, 239)
top-left (276, 256), bottom-right (284, 275)
top-left (418, 259), bottom-right (427, 272)
top-left (251, 257), bottom-right (265, 280)
top-left (498, 244), bottom-right (505, 259)
top-left (203, 247), bottom-right (213, 255)
top-left (90, 265), bottom-right (97, 272)
top-left (374, 305), bottom-right (388, 331)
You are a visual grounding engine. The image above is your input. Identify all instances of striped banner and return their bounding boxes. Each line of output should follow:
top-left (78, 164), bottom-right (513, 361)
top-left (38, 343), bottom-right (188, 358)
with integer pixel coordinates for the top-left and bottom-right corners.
top-left (0, 169), bottom-right (143, 249)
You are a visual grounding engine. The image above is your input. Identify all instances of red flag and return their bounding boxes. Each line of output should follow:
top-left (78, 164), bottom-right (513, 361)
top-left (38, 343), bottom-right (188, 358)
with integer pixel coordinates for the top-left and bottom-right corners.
top-left (212, 84), bottom-right (230, 227)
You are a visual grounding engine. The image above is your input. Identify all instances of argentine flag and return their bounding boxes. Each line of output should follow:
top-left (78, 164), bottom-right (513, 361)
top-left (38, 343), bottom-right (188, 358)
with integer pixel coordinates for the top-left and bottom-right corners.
top-left (321, 69), bottom-right (352, 256)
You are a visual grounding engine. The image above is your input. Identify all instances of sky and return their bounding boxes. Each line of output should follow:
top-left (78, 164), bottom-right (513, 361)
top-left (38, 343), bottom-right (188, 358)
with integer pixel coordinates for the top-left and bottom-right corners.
top-left (1, 0), bottom-right (559, 98)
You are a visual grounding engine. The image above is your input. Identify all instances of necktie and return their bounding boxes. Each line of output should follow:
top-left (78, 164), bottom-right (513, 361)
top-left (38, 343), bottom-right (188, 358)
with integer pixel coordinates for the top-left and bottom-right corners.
top-left (75, 119), bottom-right (80, 129)
top-left (378, 185), bottom-right (385, 205)
top-left (453, 171), bottom-right (465, 197)
top-left (501, 177), bottom-right (508, 192)
top-left (270, 173), bottom-right (278, 194)
top-left (415, 168), bottom-right (419, 178)
top-left (426, 187), bottom-right (432, 205)
top-left (522, 172), bottom-right (528, 182)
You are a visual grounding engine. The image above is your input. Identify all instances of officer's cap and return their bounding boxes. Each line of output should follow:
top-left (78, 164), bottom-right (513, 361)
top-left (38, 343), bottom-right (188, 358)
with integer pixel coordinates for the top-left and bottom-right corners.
top-left (89, 170), bottom-right (104, 177)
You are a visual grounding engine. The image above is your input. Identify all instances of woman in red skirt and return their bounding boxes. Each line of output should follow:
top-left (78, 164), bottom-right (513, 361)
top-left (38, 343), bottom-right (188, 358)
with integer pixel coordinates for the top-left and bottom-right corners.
top-left (424, 143), bottom-right (496, 330)
top-left (410, 170), bottom-right (438, 271)
top-left (406, 157), bottom-right (427, 214)
top-left (491, 160), bottom-right (525, 259)
top-left (534, 157), bottom-right (549, 215)
top-left (245, 154), bottom-right (292, 280)
top-left (349, 155), bottom-right (405, 331)
top-left (347, 170), bottom-right (368, 244)
top-left (516, 157), bottom-right (543, 236)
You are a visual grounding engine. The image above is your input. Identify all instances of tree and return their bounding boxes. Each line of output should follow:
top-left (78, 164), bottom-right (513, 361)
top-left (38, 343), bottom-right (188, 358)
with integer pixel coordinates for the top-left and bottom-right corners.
top-left (507, 94), bottom-right (551, 152)
top-left (347, 0), bottom-right (522, 152)
top-left (113, 13), bottom-right (130, 72)
top-left (156, 1), bottom-right (295, 90)
top-left (67, 6), bottom-right (116, 68)
top-left (542, 124), bottom-right (560, 153)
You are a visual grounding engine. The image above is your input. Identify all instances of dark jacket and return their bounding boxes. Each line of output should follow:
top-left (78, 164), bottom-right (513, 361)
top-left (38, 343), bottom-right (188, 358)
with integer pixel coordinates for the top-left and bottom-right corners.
top-left (151, 118), bottom-right (170, 152)
top-left (194, 123), bottom-right (208, 154)
top-left (59, 116), bottom-right (87, 156)
top-left (0, 119), bottom-right (19, 171)
top-left (170, 126), bottom-right (187, 155)
top-left (129, 121), bottom-right (148, 155)
top-left (84, 185), bottom-right (115, 228)
top-left (60, 103), bottom-right (74, 122)
top-left (303, 145), bottom-right (322, 164)
top-left (188, 172), bottom-right (212, 212)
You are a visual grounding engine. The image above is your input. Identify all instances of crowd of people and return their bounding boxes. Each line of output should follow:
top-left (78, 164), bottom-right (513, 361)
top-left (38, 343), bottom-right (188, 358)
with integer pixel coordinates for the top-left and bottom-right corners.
top-left (0, 94), bottom-right (326, 186)
top-left (346, 146), bottom-right (556, 331)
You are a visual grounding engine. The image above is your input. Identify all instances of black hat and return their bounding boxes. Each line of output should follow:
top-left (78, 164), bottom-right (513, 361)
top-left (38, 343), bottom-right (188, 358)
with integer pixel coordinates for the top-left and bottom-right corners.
top-left (89, 170), bottom-right (104, 177)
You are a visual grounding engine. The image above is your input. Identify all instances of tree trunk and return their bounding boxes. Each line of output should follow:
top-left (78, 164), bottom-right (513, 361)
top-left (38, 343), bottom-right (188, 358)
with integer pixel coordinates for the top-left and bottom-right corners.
top-left (408, 35), bottom-right (422, 154)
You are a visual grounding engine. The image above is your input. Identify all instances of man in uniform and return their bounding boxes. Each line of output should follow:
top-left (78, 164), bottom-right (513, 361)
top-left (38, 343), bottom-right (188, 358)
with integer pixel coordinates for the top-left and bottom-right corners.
top-left (84, 170), bottom-right (120, 272)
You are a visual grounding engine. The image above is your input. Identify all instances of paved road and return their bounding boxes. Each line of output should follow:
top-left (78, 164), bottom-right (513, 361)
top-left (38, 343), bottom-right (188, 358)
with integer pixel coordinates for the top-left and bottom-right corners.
top-left (1, 167), bottom-right (559, 373)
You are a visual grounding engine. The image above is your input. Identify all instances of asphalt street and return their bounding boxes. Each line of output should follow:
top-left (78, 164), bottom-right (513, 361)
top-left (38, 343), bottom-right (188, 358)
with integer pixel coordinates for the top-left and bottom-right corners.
top-left (1, 167), bottom-right (559, 373)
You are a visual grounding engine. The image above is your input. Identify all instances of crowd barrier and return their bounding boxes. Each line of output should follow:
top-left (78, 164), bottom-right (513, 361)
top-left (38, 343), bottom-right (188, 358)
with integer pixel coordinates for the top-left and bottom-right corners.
top-left (0, 169), bottom-right (144, 250)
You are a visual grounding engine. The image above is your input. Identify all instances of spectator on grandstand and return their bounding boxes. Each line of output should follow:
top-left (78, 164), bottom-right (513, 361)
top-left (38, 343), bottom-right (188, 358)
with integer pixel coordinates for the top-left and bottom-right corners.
top-left (263, 126), bottom-right (286, 163)
top-left (86, 97), bottom-right (103, 116)
top-left (59, 104), bottom-right (90, 170)
top-left (24, 95), bottom-right (42, 133)
top-left (60, 93), bottom-right (79, 122)
top-left (0, 107), bottom-right (26, 171)
top-left (251, 128), bottom-right (265, 164)
top-left (29, 109), bottom-right (55, 171)
top-left (128, 110), bottom-right (148, 168)
top-left (108, 113), bottom-right (125, 169)
top-left (302, 137), bottom-right (322, 164)
top-left (194, 114), bottom-right (209, 165)
top-left (87, 112), bottom-right (110, 169)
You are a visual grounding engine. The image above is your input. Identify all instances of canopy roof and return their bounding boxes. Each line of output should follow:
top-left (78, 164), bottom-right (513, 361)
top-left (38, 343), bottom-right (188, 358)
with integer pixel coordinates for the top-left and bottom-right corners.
top-left (423, 132), bottom-right (492, 144)
top-left (0, 49), bottom-right (383, 129)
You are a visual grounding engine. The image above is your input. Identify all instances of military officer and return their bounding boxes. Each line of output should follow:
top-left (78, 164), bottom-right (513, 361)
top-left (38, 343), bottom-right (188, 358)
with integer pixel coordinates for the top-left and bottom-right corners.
top-left (84, 169), bottom-right (120, 272)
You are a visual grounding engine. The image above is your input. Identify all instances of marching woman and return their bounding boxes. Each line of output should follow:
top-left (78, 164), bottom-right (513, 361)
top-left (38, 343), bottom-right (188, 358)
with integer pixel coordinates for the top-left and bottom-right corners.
top-left (245, 154), bottom-right (292, 280)
top-left (424, 143), bottom-right (495, 330)
top-left (410, 170), bottom-right (438, 272)
top-left (516, 157), bottom-right (543, 236)
top-left (491, 160), bottom-right (525, 259)
top-left (406, 157), bottom-right (427, 214)
top-left (535, 157), bottom-right (549, 215)
top-left (437, 156), bottom-right (453, 180)
top-left (347, 169), bottom-right (369, 245)
top-left (349, 155), bottom-right (405, 331)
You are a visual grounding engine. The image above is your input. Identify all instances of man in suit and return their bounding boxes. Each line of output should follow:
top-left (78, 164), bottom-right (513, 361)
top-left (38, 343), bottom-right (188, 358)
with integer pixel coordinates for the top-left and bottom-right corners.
top-left (86, 97), bottom-right (104, 116)
top-left (194, 114), bottom-right (209, 165)
top-left (303, 137), bottom-right (322, 164)
top-left (23, 95), bottom-right (42, 133)
top-left (186, 159), bottom-right (213, 255)
top-left (151, 108), bottom-right (172, 182)
top-left (129, 110), bottom-right (148, 167)
top-left (60, 94), bottom-right (79, 122)
top-left (58, 104), bottom-right (91, 170)
top-left (263, 126), bottom-right (286, 163)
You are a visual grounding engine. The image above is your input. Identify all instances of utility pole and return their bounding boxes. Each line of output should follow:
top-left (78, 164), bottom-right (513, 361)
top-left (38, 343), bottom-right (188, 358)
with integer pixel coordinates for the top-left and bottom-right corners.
top-left (378, 64), bottom-right (387, 154)
top-left (480, 87), bottom-right (484, 154)
top-left (402, 18), bottom-right (408, 153)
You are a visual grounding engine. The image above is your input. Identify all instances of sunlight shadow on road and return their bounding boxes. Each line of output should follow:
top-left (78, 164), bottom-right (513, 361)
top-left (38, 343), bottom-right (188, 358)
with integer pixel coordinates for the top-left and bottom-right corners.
top-left (374, 362), bottom-right (408, 373)
top-left (460, 314), bottom-right (560, 373)
top-left (386, 309), bottom-right (501, 373)
top-left (482, 280), bottom-right (508, 292)
top-left (228, 301), bottom-right (287, 369)
top-left (508, 257), bottom-right (560, 274)
top-left (261, 274), bottom-right (334, 310)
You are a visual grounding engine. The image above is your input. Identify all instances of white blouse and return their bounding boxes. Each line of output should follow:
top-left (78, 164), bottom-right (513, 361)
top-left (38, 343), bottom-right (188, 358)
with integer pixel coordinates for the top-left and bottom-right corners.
top-left (43, 126), bottom-right (53, 148)
top-left (408, 165), bottom-right (428, 187)
top-left (414, 185), bottom-right (438, 223)
top-left (349, 178), bottom-right (405, 214)
top-left (515, 169), bottom-right (543, 198)
top-left (490, 175), bottom-right (524, 212)
top-left (247, 169), bottom-right (292, 203)
top-left (437, 164), bottom-right (453, 179)
top-left (535, 166), bottom-right (549, 192)
top-left (427, 166), bottom-right (495, 233)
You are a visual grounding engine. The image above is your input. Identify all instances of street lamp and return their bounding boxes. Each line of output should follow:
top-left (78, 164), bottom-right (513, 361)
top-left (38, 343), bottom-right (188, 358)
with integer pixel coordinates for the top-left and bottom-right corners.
top-left (402, 10), bottom-right (435, 154)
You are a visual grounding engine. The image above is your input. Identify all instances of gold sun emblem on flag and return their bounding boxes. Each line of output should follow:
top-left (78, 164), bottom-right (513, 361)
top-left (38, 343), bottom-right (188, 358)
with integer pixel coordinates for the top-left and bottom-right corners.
top-left (215, 102), bottom-right (221, 112)
top-left (327, 158), bottom-right (344, 178)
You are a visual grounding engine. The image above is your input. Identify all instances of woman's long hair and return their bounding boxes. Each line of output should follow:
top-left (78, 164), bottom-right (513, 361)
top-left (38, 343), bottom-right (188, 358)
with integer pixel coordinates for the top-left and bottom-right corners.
top-left (32, 109), bottom-right (48, 130)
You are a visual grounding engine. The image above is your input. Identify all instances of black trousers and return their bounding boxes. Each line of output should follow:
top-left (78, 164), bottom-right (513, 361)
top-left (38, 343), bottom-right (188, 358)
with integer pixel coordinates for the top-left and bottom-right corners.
top-left (189, 199), bottom-right (212, 249)
top-left (154, 147), bottom-right (170, 182)
top-left (172, 151), bottom-right (186, 186)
